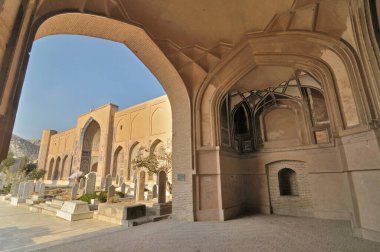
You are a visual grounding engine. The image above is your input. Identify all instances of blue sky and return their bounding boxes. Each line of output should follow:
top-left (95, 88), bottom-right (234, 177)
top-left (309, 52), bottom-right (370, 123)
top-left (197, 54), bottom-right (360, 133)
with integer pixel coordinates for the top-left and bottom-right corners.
top-left (13, 35), bottom-right (165, 140)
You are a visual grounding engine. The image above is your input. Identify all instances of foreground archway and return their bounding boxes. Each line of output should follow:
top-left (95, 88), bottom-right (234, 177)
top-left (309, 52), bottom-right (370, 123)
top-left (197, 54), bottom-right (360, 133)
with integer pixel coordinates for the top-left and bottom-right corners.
top-left (1, 12), bottom-right (193, 221)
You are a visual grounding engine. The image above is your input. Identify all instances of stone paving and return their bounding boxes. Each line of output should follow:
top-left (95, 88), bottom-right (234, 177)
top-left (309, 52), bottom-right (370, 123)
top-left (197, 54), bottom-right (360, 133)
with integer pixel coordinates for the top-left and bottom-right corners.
top-left (1, 201), bottom-right (380, 252)
top-left (0, 201), bottom-right (120, 252)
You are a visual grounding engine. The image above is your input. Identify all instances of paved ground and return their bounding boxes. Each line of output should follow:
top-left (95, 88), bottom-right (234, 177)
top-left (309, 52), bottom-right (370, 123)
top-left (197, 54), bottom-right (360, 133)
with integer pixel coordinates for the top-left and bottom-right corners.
top-left (1, 201), bottom-right (380, 252)
top-left (0, 201), bottom-right (121, 252)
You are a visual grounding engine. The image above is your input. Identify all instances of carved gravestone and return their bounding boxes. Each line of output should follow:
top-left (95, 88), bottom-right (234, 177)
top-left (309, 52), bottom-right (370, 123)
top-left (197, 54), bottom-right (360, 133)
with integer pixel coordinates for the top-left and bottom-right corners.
top-left (118, 176), bottom-right (124, 187)
top-left (121, 182), bottom-right (127, 195)
top-left (71, 183), bottom-right (79, 200)
top-left (11, 180), bottom-right (20, 196)
top-left (23, 181), bottom-right (34, 198)
top-left (158, 171), bottom-right (167, 204)
top-left (136, 171), bottom-right (145, 201)
top-left (17, 182), bottom-right (25, 197)
top-left (107, 185), bottom-right (116, 202)
top-left (22, 182), bottom-right (31, 198)
top-left (85, 172), bottom-right (96, 194)
top-left (39, 183), bottom-right (45, 198)
top-left (27, 181), bottom-right (35, 197)
top-left (79, 178), bottom-right (85, 189)
top-left (152, 184), bottom-right (158, 198)
top-left (34, 182), bottom-right (41, 193)
top-left (105, 174), bottom-right (112, 191)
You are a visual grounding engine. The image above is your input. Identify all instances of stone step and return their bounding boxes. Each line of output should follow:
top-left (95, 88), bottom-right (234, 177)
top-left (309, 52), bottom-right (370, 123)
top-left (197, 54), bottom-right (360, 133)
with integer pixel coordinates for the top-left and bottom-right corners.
top-left (29, 204), bottom-right (43, 213)
top-left (25, 198), bottom-right (45, 205)
top-left (41, 205), bottom-right (60, 216)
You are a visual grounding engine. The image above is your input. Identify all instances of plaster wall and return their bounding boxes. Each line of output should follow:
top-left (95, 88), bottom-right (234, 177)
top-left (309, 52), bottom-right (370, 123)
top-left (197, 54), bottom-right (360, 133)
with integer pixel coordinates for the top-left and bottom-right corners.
top-left (39, 96), bottom-right (172, 189)
top-left (218, 144), bottom-right (353, 221)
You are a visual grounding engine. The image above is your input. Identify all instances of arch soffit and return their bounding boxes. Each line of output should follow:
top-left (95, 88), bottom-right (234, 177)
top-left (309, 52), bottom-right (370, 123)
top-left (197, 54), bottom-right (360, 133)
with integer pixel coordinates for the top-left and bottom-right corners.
top-left (128, 141), bottom-right (140, 155)
top-left (265, 159), bottom-right (306, 168)
top-left (196, 32), bottom-right (369, 147)
top-left (150, 138), bottom-right (163, 153)
top-left (80, 117), bottom-right (101, 145)
top-left (114, 145), bottom-right (124, 155)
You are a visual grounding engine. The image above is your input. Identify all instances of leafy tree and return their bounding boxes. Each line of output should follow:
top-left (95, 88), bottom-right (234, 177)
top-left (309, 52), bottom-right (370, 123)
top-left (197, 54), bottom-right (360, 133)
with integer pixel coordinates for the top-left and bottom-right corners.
top-left (22, 158), bottom-right (36, 175)
top-left (20, 156), bottom-right (45, 181)
top-left (0, 151), bottom-right (15, 172)
top-left (156, 145), bottom-right (172, 174)
top-left (131, 146), bottom-right (172, 174)
top-left (26, 168), bottom-right (46, 181)
top-left (132, 147), bottom-right (159, 174)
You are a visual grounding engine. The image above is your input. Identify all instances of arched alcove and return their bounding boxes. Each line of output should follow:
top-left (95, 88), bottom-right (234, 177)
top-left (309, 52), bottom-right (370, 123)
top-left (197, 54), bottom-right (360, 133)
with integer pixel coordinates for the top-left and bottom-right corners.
top-left (278, 168), bottom-right (298, 196)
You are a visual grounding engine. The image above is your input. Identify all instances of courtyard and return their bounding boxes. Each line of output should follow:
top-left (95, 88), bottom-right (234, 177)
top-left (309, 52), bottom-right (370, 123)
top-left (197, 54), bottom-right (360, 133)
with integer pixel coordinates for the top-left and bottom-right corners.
top-left (1, 201), bottom-right (379, 252)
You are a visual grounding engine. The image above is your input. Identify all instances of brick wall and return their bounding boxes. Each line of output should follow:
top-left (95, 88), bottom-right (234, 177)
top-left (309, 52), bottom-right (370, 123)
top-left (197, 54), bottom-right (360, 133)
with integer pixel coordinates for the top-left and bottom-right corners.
top-left (267, 160), bottom-right (313, 217)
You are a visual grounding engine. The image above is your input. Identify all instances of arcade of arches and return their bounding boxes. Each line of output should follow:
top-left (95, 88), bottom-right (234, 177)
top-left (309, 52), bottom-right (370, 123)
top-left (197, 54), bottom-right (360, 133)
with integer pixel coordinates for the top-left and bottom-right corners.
top-left (39, 96), bottom-right (172, 192)
top-left (0, 0), bottom-right (380, 243)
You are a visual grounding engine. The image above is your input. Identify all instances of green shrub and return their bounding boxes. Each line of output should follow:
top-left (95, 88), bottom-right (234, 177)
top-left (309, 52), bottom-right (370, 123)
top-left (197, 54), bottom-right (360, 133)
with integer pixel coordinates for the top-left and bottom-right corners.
top-left (79, 193), bottom-right (96, 203)
top-left (0, 183), bottom-right (11, 194)
top-left (97, 191), bottom-right (107, 203)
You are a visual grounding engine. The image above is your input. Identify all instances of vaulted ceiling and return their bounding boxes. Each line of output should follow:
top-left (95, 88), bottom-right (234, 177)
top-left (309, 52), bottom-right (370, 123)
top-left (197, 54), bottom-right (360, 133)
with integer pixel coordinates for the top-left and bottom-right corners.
top-left (32, 0), bottom-right (357, 98)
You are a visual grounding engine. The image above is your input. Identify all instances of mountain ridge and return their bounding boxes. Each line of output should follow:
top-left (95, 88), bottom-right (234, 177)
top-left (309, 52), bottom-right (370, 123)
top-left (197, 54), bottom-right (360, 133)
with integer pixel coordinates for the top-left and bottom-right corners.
top-left (9, 134), bottom-right (40, 161)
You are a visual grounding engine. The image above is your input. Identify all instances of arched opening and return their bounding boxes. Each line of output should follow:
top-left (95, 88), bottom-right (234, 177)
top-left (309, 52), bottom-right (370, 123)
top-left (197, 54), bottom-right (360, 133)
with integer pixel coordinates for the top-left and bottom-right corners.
top-left (233, 105), bottom-right (249, 135)
top-left (150, 139), bottom-right (163, 155)
top-left (232, 103), bottom-right (252, 152)
top-left (220, 68), bottom-right (331, 153)
top-left (149, 139), bottom-right (163, 181)
top-left (1, 12), bottom-right (193, 221)
top-left (80, 119), bottom-right (100, 175)
top-left (112, 146), bottom-right (124, 178)
top-left (278, 168), bottom-right (298, 196)
top-left (47, 158), bottom-right (54, 180)
top-left (91, 162), bottom-right (98, 173)
top-left (128, 142), bottom-right (140, 181)
top-left (53, 156), bottom-right (61, 180)
top-left (61, 155), bottom-right (68, 179)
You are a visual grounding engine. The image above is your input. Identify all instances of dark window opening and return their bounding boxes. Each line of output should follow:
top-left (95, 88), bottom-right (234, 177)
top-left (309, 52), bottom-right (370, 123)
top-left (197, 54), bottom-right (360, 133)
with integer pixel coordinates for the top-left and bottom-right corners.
top-left (278, 168), bottom-right (298, 196)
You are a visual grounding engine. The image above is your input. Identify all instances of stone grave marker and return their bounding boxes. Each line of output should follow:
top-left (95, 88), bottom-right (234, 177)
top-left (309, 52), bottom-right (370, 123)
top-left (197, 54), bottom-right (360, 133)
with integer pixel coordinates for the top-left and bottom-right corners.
top-left (22, 181), bottom-right (33, 198)
top-left (85, 172), bottom-right (96, 194)
top-left (121, 182), bottom-right (127, 195)
top-left (39, 183), bottom-right (45, 198)
top-left (71, 183), bottom-right (79, 200)
top-left (107, 185), bottom-right (116, 202)
top-left (17, 182), bottom-right (25, 197)
top-left (152, 184), bottom-right (158, 198)
top-left (79, 177), bottom-right (85, 189)
top-left (27, 181), bottom-right (35, 197)
top-left (11, 180), bottom-right (20, 196)
top-left (158, 171), bottom-right (167, 203)
top-left (118, 176), bottom-right (124, 187)
top-left (136, 171), bottom-right (145, 201)
top-left (56, 200), bottom-right (93, 221)
top-left (105, 174), bottom-right (112, 191)
top-left (34, 182), bottom-right (41, 193)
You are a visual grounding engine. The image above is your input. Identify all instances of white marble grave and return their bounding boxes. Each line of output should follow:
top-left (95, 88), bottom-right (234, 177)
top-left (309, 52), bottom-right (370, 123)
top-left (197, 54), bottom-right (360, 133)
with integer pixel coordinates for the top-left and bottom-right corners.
top-left (56, 200), bottom-right (93, 221)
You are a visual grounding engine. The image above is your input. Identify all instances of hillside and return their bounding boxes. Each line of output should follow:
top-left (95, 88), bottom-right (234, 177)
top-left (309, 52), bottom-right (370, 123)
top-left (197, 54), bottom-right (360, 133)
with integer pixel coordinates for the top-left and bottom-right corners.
top-left (9, 134), bottom-right (40, 161)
